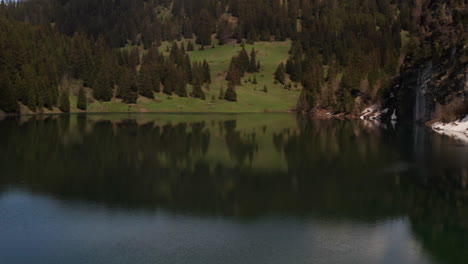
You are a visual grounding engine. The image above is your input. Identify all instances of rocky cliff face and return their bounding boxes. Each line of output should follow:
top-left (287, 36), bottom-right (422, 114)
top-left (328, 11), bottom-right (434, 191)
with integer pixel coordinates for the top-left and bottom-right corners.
top-left (383, 1), bottom-right (467, 122)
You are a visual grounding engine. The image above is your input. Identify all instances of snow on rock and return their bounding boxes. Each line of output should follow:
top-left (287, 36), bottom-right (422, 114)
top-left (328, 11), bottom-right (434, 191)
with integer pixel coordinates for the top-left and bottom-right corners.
top-left (432, 115), bottom-right (468, 143)
top-left (360, 105), bottom-right (386, 120)
top-left (391, 109), bottom-right (397, 120)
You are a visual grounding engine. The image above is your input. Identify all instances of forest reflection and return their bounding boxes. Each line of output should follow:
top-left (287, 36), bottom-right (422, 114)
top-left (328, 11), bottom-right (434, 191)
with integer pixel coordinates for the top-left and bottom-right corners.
top-left (0, 114), bottom-right (466, 263)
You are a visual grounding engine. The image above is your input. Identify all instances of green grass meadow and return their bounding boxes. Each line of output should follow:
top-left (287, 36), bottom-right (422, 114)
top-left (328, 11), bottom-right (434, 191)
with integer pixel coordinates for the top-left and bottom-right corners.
top-left (71, 40), bottom-right (300, 113)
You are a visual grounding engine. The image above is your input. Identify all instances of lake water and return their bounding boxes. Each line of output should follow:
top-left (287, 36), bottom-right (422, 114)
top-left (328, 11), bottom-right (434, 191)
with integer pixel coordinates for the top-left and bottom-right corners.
top-left (0, 114), bottom-right (466, 264)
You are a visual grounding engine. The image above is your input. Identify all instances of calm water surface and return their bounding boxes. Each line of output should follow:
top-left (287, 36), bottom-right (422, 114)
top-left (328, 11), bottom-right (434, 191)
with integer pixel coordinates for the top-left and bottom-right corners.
top-left (0, 114), bottom-right (466, 264)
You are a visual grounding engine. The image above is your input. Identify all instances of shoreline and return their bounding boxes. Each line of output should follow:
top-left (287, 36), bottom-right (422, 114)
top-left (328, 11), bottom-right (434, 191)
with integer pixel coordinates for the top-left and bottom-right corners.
top-left (0, 110), bottom-right (296, 117)
top-left (430, 116), bottom-right (468, 143)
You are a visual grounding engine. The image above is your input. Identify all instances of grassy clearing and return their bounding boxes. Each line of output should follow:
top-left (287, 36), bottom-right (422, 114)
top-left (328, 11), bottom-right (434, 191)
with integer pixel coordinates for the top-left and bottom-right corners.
top-left (74, 40), bottom-right (299, 113)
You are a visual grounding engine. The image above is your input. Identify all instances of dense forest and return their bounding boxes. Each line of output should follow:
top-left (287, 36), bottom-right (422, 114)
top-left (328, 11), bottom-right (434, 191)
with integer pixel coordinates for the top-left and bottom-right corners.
top-left (0, 0), bottom-right (466, 120)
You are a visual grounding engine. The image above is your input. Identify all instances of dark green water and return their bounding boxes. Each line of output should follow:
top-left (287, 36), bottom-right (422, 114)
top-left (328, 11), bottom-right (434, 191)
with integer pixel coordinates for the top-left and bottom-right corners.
top-left (0, 114), bottom-right (466, 264)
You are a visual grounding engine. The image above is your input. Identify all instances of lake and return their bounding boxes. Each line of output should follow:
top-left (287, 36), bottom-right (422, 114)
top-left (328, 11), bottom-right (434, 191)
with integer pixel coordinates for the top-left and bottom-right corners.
top-left (0, 113), bottom-right (466, 264)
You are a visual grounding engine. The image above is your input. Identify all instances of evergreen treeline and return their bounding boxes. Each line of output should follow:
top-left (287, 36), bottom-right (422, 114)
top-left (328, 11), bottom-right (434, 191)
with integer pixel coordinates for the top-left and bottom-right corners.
top-left (1, 0), bottom-right (465, 115)
top-left (0, 17), bottom-right (211, 113)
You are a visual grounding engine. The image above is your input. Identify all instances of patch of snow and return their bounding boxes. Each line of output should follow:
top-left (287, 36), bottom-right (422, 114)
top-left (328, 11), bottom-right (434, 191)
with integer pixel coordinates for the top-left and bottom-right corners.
top-left (360, 105), bottom-right (384, 120)
top-left (432, 115), bottom-right (468, 143)
top-left (391, 109), bottom-right (397, 120)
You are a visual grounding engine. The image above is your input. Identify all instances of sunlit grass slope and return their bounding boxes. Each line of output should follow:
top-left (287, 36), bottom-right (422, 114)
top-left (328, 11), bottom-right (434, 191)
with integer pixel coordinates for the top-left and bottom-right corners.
top-left (71, 40), bottom-right (300, 113)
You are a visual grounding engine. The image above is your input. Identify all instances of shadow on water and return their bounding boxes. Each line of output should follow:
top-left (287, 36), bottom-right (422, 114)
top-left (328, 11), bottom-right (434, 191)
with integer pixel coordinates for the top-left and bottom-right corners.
top-left (0, 113), bottom-right (466, 263)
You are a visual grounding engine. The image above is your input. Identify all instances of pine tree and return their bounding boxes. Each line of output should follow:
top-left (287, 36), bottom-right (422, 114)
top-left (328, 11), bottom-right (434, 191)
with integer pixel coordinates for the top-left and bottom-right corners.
top-left (248, 48), bottom-right (257, 73)
top-left (163, 59), bottom-right (176, 95)
top-left (94, 66), bottom-right (113, 101)
top-left (191, 83), bottom-right (205, 100)
top-left (138, 65), bottom-right (155, 99)
top-left (274, 62), bottom-right (286, 84)
top-left (226, 57), bottom-right (241, 86)
top-left (224, 81), bottom-right (237, 102)
top-left (129, 47), bottom-right (140, 69)
top-left (0, 71), bottom-right (18, 113)
top-left (202, 60), bottom-right (211, 84)
top-left (194, 9), bottom-right (213, 46)
top-left (183, 55), bottom-right (192, 84)
top-left (285, 59), bottom-right (293, 74)
top-left (121, 69), bottom-right (138, 103)
top-left (175, 69), bottom-right (188, 97)
top-left (238, 47), bottom-right (250, 74)
top-left (59, 89), bottom-right (70, 113)
top-left (77, 86), bottom-right (87, 110)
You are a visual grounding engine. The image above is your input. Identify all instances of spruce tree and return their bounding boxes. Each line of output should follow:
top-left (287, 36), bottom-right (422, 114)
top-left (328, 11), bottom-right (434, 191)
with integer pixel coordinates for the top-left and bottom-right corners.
top-left (138, 64), bottom-right (155, 99)
top-left (248, 48), bottom-right (257, 73)
top-left (129, 47), bottom-right (140, 69)
top-left (94, 67), bottom-right (113, 101)
top-left (150, 62), bottom-right (161, 93)
top-left (59, 89), bottom-right (70, 113)
top-left (238, 47), bottom-right (250, 74)
top-left (121, 69), bottom-right (138, 103)
top-left (274, 62), bottom-right (286, 84)
top-left (202, 60), bottom-right (211, 84)
top-left (77, 86), bottom-right (87, 110)
top-left (0, 71), bottom-right (18, 113)
top-left (175, 70), bottom-right (188, 97)
top-left (224, 81), bottom-right (237, 102)
top-left (226, 58), bottom-right (241, 86)
top-left (191, 83), bottom-right (205, 100)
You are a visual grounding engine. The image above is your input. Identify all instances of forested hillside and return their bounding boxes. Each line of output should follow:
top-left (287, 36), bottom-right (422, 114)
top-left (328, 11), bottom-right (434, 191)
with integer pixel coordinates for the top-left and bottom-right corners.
top-left (0, 0), bottom-right (466, 120)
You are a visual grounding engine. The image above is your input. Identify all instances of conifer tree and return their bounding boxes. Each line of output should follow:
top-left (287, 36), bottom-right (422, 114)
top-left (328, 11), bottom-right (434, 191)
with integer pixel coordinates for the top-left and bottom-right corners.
top-left (183, 55), bottom-right (192, 84)
top-left (121, 69), bottom-right (138, 103)
top-left (138, 64), bottom-right (155, 99)
top-left (0, 71), bottom-right (18, 113)
top-left (224, 81), bottom-right (237, 102)
top-left (226, 57), bottom-right (241, 86)
top-left (248, 48), bottom-right (257, 73)
top-left (163, 59), bottom-right (176, 95)
top-left (94, 66), bottom-right (113, 101)
top-left (274, 62), bottom-right (286, 84)
top-left (77, 86), bottom-right (87, 110)
top-left (202, 60), bottom-right (211, 84)
top-left (285, 59), bottom-right (293, 75)
top-left (59, 89), bottom-right (70, 113)
top-left (238, 47), bottom-right (250, 74)
top-left (191, 83), bottom-right (205, 100)
top-left (129, 47), bottom-right (140, 69)
top-left (175, 69), bottom-right (188, 97)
